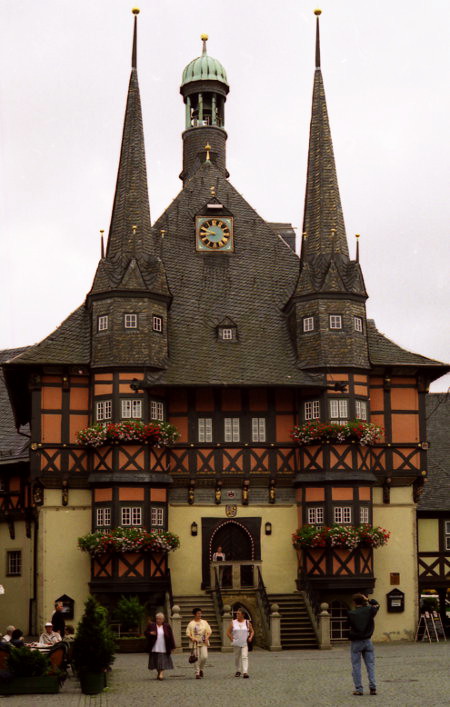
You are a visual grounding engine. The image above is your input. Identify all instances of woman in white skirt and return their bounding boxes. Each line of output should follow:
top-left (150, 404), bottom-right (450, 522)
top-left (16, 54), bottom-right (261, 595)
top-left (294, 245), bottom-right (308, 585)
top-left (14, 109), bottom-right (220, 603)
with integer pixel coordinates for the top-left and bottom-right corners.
top-left (226, 607), bottom-right (254, 678)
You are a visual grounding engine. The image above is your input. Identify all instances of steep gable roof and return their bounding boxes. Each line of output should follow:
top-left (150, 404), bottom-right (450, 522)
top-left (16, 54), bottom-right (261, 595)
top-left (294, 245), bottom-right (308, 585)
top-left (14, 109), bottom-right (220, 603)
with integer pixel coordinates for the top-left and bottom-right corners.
top-left (367, 320), bottom-right (449, 376)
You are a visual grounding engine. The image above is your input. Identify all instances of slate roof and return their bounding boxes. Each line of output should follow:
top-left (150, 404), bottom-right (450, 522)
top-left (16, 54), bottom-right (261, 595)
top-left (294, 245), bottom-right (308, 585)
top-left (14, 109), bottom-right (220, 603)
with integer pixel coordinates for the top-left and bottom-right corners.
top-left (0, 348), bottom-right (30, 462)
top-left (152, 159), bottom-right (324, 388)
top-left (419, 394), bottom-right (450, 511)
top-left (367, 320), bottom-right (448, 372)
top-left (6, 305), bottom-right (91, 366)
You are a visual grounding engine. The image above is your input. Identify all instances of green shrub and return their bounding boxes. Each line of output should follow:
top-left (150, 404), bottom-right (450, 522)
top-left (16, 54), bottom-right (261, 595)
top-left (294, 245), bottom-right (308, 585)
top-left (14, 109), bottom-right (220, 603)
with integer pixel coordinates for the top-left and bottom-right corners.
top-left (115, 595), bottom-right (145, 631)
top-left (7, 646), bottom-right (50, 677)
top-left (73, 595), bottom-right (116, 674)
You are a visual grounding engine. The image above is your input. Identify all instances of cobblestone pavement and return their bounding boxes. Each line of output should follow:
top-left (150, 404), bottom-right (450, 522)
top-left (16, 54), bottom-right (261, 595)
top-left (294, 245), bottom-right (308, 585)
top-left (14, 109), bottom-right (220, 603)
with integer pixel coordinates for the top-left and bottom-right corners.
top-left (2, 643), bottom-right (449, 706)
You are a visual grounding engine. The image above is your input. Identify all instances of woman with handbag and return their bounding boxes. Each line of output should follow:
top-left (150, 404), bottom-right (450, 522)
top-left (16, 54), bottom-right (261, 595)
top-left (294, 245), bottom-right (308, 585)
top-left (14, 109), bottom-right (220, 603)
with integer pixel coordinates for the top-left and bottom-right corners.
top-left (226, 607), bottom-right (254, 678)
top-left (144, 612), bottom-right (176, 680)
top-left (186, 607), bottom-right (212, 679)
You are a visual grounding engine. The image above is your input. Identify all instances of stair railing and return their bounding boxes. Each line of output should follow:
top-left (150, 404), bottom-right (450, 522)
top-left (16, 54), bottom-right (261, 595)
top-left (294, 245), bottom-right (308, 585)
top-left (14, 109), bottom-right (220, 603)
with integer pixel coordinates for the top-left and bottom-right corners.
top-left (210, 565), bottom-right (224, 634)
top-left (299, 577), bottom-right (321, 641)
top-left (255, 566), bottom-right (271, 647)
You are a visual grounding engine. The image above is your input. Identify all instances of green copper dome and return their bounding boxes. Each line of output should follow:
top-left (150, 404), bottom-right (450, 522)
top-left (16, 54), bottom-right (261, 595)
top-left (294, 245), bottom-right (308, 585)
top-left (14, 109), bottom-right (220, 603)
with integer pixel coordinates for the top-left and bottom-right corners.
top-left (181, 35), bottom-right (228, 87)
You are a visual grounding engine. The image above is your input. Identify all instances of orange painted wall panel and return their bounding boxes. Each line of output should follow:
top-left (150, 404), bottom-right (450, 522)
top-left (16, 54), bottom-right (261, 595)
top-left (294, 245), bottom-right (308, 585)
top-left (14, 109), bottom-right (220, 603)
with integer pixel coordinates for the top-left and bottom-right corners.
top-left (196, 389), bottom-right (214, 412)
top-left (369, 377), bottom-right (384, 385)
top-left (119, 372), bottom-right (142, 380)
top-left (118, 487), bottom-right (145, 501)
top-left (119, 384), bottom-right (141, 393)
top-left (168, 389), bottom-right (188, 413)
top-left (391, 388), bottom-right (418, 411)
top-left (276, 414), bottom-right (294, 442)
top-left (94, 373), bottom-right (113, 381)
top-left (70, 415), bottom-right (88, 443)
top-left (94, 488), bottom-right (113, 502)
top-left (333, 550), bottom-right (355, 573)
top-left (221, 389), bottom-right (241, 411)
top-left (369, 389), bottom-right (384, 411)
top-left (326, 373), bottom-right (349, 382)
top-left (354, 385), bottom-right (368, 396)
top-left (392, 449), bottom-right (419, 470)
top-left (354, 375), bottom-right (368, 383)
top-left (9, 477), bottom-right (20, 492)
top-left (150, 488), bottom-right (167, 502)
top-left (95, 384), bottom-right (113, 396)
top-left (275, 389), bottom-right (294, 411)
top-left (42, 376), bottom-right (61, 384)
top-left (118, 448), bottom-right (145, 469)
top-left (359, 487), bottom-right (371, 501)
top-left (331, 487), bottom-right (353, 501)
top-left (170, 416), bottom-right (188, 442)
top-left (305, 487), bottom-right (325, 502)
top-left (392, 414), bottom-right (419, 443)
top-left (42, 414), bottom-right (62, 443)
top-left (392, 377), bottom-right (416, 385)
top-left (70, 387), bottom-right (89, 410)
top-left (249, 389), bottom-right (268, 411)
top-left (42, 386), bottom-right (62, 410)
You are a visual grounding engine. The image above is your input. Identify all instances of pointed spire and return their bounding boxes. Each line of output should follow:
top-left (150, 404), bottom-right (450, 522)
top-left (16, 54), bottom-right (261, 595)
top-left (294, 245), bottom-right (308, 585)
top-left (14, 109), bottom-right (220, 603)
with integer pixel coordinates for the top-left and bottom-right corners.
top-left (105, 7), bottom-right (152, 263)
top-left (314, 9), bottom-right (321, 69)
top-left (355, 233), bottom-right (360, 262)
top-left (301, 10), bottom-right (349, 261)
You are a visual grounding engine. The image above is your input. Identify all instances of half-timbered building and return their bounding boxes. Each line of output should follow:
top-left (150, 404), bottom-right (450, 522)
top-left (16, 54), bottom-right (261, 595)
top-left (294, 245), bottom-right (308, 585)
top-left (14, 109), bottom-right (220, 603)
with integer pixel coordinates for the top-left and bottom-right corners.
top-left (1, 11), bottom-right (448, 643)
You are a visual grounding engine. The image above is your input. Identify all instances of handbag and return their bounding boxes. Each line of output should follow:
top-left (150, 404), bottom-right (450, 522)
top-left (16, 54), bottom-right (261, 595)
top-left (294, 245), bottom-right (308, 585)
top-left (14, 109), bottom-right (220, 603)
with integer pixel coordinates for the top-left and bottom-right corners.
top-left (246, 620), bottom-right (254, 651)
top-left (188, 646), bottom-right (198, 664)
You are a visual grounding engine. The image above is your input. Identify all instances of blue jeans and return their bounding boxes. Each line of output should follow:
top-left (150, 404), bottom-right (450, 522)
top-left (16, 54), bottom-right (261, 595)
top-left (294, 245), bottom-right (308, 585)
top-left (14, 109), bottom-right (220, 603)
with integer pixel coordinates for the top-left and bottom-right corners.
top-left (351, 639), bottom-right (376, 692)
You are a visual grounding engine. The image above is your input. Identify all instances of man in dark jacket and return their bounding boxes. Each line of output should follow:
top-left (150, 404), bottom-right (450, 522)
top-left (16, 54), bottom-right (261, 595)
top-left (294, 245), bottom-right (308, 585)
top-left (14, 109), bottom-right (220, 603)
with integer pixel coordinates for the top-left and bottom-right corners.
top-left (347, 593), bottom-right (379, 696)
top-left (51, 601), bottom-right (66, 638)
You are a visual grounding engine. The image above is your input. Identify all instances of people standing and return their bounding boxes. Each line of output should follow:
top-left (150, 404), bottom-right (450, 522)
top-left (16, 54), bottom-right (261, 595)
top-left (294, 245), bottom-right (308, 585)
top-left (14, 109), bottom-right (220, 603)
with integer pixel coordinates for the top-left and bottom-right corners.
top-left (52, 601), bottom-right (66, 638)
top-left (226, 607), bottom-right (254, 678)
top-left (347, 593), bottom-right (379, 696)
top-left (186, 608), bottom-right (211, 679)
top-left (212, 546), bottom-right (226, 586)
top-left (144, 612), bottom-right (176, 681)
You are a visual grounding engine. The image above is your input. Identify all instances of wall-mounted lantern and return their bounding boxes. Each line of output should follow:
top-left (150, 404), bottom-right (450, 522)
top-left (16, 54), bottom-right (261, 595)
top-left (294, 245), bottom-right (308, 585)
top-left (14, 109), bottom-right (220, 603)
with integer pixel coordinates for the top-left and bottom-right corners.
top-left (191, 521), bottom-right (198, 537)
top-left (265, 522), bottom-right (272, 536)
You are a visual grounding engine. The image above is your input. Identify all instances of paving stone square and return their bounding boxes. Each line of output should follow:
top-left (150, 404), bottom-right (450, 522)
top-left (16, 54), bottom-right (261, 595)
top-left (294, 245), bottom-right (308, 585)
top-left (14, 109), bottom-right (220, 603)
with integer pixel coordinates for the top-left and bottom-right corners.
top-left (2, 643), bottom-right (449, 706)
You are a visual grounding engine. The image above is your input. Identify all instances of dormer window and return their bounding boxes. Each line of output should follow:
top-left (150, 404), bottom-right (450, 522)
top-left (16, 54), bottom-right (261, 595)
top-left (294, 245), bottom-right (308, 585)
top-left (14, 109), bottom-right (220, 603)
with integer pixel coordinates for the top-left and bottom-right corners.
top-left (329, 315), bottom-right (342, 330)
top-left (98, 315), bottom-right (108, 332)
top-left (222, 328), bottom-right (233, 340)
top-left (124, 313), bottom-right (138, 329)
top-left (217, 317), bottom-right (238, 342)
top-left (303, 316), bottom-right (314, 332)
top-left (152, 315), bottom-right (163, 333)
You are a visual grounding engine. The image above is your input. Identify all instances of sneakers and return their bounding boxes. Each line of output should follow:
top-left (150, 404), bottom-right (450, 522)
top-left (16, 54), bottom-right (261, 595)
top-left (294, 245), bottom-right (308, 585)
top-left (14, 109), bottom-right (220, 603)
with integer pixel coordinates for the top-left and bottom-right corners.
top-left (353, 691), bottom-right (363, 696)
top-left (370, 688), bottom-right (377, 695)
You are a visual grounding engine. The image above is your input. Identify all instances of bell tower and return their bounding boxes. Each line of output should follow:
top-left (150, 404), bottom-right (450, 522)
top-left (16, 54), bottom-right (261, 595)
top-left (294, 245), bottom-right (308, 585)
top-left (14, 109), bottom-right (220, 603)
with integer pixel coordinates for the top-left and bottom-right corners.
top-left (180, 35), bottom-right (229, 182)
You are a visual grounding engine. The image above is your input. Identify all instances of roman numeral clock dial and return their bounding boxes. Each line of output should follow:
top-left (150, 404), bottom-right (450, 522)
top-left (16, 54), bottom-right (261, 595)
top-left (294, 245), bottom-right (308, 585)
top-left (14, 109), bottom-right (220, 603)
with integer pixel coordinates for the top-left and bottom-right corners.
top-left (196, 216), bottom-right (234, 252)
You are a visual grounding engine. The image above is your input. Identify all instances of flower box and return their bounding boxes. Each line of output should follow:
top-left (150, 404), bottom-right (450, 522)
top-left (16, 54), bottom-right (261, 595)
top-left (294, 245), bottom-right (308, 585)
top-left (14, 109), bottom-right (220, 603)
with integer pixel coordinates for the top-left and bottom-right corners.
top-left (79, 526), bottom-right (180, 556)
top-left (76, 420), bottom-right (179, 448)
top-left (0, 675), bottom-right (60, 695)
top-left (291, 420), bottom-right (383, 446)
top-left (292, 524), bottom-right (390, 550)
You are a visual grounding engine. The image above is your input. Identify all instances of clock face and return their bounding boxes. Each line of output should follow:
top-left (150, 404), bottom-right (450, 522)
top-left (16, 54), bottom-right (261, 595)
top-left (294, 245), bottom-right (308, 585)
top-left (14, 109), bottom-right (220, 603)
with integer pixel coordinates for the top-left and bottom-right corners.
top-left (196, 217), bottom-right (234, 252)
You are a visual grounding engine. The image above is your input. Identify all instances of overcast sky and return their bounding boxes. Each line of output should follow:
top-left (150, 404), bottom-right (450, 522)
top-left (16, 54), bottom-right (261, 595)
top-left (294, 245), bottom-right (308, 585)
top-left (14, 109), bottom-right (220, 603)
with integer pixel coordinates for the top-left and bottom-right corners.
top-left (1, 0), bottom-right (449, 392)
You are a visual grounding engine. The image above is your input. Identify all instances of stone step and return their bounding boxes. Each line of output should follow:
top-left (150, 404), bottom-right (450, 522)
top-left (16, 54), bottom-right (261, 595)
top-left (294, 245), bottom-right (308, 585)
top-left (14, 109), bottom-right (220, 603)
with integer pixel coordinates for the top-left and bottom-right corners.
top-left (268, 593), bottom-right (319, 651)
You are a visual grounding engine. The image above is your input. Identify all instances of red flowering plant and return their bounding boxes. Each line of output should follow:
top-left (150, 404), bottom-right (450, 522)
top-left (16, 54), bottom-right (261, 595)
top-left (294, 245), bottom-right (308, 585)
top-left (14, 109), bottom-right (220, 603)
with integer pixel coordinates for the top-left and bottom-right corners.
top-left (76, 420), bottom-right (179, 448)
top-left (292, 524), bottom-right (390, 550)
top-left (78, 527), bottom-right (180, 557)
top-left (290, 420), bottom-right (383, 446)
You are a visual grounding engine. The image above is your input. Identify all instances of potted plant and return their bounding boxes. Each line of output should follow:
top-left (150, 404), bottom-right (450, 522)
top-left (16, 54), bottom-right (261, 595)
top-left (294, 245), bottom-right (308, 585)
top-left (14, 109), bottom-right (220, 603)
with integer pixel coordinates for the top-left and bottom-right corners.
top-left (0, 646), bottom-right (60, 695)
top-left (114, 596), bottom-right (148, 652)
top-left (73, 595), bottom-right (116, 695)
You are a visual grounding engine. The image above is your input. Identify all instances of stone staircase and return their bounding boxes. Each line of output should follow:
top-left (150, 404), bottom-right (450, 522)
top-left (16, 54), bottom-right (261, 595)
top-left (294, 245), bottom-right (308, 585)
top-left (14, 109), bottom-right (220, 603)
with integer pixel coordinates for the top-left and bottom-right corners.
top-left (172, 594), bottom-right (222, 651)
top-left (269, 593), bottom-right (319, 649)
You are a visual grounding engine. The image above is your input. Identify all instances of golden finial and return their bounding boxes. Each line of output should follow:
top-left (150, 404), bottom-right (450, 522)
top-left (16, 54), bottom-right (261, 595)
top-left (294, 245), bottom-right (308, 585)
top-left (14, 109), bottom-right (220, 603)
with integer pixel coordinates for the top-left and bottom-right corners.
top-left (201, 33), bottom-right (208, 41)
top-left (204, 143), bottom-right (211, 161)
top-left (100, 229), bottom-right (105, 259)
top-left (160, 229), bottom-right (167, 238)
top-left (132, 224), bottom-right (137, 234)
top-left (314, 9), bottom-right (322, 16)
top-left (100, 229), bottom-right (104, 236)
top-left (132, 8), bottom-right (140, 15)
top-left (210, 185), bottom-right (216, 196)
top-left (302, 231), bottom-right (307, 239)
top-left (355, 233), bottom-right (360, 238)
top-left (331, 228), bottom-right (336, 235)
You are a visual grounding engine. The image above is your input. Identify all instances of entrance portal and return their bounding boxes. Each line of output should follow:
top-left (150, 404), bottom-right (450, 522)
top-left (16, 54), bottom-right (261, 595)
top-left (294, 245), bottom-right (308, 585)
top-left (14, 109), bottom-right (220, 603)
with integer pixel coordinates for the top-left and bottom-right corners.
top-left (201, 517), bottom-right (261, 589)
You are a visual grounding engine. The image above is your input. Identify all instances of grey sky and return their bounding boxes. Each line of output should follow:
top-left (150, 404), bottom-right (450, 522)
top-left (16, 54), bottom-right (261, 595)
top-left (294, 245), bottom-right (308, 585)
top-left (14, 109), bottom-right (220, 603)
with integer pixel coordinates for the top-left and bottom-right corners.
top-left (1, 0), bottom-right (449, 391)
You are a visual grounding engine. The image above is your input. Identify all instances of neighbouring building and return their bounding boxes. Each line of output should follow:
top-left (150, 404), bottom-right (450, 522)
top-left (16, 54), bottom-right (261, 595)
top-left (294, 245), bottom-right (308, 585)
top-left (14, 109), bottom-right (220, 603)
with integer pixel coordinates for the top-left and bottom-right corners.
top-left (1, 11), bottom-right (448, 645)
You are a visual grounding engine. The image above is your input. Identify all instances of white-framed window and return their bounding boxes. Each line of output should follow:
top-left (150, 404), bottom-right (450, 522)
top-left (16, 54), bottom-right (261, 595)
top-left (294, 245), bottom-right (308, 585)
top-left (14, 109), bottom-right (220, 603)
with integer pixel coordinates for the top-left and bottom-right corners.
top-left (224, 418), bottom-right (240, 442)
top-left (303, 316), bottom-right (314, 332)
top-left (198, 418), bottom-right (213, 443)
top-left (124, 313), bottom-right (138, 329)
top-left (121, 399), bottom-right (142, 419)
top-left (329, 315), bottom-right (342, 330)
top-left (121, 507), bottom-right (142, 526)
top-left (354, 316), bottom-right (363, 333)
top-left (355, 400), bottom-right (368, 421)
top-left (305, 400), bottom-right (321, 420)
top-left (360, 507), bottom-right (369, 524)
top-left (96, 400), bottom-right (112, 421)
top-left (96, 507), bottom-right (111, 527)
top-left (98, 315), bottom-right (108, 332)
top-left (445, 521), bottom-right (450, 551)
top-left (307, 507), bottom-right (324, 525)
top-left (151, 507), bottom-right (165, 527)
top-left (329, 399), bottom-right (348, 424)
top-left (334, 506), bottom-right (352, 524)
top-left (252, 418), bottom-right (266, 442)
top-left (222, 328), bottom-right (233, 340)
top-left (152, 315), bottom-right (163, 332)
top-left (7, 551), bottom-right (21, 576)
top-left (150, 400), bottom-right (165, 421)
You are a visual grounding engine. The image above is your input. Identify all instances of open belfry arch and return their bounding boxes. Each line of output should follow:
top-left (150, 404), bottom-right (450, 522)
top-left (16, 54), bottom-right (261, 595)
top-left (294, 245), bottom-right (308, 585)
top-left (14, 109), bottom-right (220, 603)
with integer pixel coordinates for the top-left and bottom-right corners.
top-left (1, 9), bottom-right (448, 643)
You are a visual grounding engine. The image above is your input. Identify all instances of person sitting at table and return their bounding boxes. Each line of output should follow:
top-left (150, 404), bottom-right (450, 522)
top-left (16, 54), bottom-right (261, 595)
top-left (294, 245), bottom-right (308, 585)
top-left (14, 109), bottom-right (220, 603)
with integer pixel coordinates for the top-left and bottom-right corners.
top-left (10, 629), bottom-right (25, 648)
top-left (1, 626), bottom-right (15, 642)
top-left (39, 622), bottom-right (61, 645)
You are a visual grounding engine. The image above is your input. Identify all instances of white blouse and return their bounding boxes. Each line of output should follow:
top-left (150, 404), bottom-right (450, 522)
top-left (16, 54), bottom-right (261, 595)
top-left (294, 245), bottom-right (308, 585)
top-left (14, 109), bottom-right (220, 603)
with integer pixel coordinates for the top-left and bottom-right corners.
top-left (152, 624), bottom-right (166, 653)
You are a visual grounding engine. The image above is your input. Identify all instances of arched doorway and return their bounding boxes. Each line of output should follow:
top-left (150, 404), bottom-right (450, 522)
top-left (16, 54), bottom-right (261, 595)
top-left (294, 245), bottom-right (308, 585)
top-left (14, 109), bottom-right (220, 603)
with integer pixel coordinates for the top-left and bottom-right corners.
top-left (201, 517), bottom-right (261, 589)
